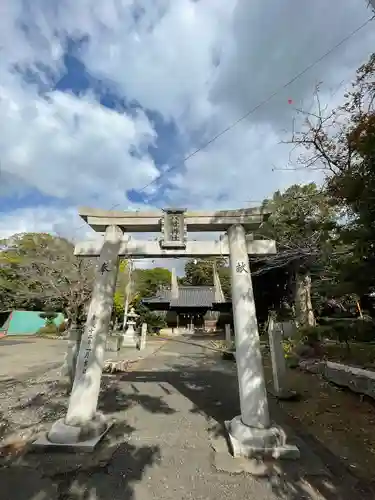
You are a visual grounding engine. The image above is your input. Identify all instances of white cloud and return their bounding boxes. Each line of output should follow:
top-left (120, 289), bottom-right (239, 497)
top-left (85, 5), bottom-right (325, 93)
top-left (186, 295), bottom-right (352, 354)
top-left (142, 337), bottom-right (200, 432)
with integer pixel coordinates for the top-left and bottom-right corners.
top-left (59, 0), bottom-right (375, 206)
top-left (0, 206), bottom-right (87, 239)
top-left (0, 0), bottom-right (374, 238)
top-left (0, 84), bottom-right (159, 207)
top-left (210, 0), bottom-right (375, 129)
top-left (0, 1), bottom-right (160, 210)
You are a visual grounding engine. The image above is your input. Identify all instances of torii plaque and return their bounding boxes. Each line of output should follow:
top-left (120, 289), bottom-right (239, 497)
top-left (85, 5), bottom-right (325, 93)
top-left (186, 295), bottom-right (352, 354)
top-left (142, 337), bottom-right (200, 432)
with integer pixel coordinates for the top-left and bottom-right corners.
top-left (33, 207), bottom-right (299, 462)
top-left (160, 208), bottom-right (187, 249)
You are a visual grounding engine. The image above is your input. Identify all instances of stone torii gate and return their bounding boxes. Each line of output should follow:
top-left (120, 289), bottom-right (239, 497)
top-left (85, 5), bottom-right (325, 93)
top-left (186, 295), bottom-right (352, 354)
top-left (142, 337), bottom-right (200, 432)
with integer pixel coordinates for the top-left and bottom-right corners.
top-left (34, 207), bottom-right (298, 460)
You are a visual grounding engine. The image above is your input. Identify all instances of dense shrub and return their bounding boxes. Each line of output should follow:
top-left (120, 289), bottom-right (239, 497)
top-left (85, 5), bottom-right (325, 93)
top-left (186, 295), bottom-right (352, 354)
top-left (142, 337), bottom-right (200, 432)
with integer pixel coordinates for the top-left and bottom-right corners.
top-left (134, 303), bottom-right (167, 333)
top-left (39, 311), bottom-right (58, 326)
top-left (37, 324), bottom-right (58, 336)
top-left (319, 317), bottom-right (375, 343)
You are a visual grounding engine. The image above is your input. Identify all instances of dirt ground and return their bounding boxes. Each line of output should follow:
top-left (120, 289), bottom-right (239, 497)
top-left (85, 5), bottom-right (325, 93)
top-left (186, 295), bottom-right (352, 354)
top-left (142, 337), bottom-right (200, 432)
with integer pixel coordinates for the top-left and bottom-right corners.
top-left (0, 337), bottom-right (67, 380)
top-left (263, 353), bottom-right (375, 487)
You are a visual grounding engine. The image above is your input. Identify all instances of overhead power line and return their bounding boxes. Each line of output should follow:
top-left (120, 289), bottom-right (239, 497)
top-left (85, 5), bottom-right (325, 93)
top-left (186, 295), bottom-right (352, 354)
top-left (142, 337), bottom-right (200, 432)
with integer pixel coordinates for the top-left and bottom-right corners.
top-left (138, 14), bottom-right (375, 193)
top-left (69, 14), bottom-right (374, 237)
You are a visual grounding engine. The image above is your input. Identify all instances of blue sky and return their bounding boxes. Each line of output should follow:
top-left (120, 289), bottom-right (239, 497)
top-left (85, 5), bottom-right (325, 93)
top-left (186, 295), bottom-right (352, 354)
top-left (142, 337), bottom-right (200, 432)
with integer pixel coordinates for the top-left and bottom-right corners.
top-left (1, 36), bottom-right (185, 213)
top-left (0, 0), bottom-right (374, 240)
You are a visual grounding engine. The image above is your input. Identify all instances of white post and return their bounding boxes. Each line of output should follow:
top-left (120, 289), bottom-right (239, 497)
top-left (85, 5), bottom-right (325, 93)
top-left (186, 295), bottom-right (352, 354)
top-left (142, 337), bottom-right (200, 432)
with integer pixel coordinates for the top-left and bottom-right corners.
top-left (225, 224), bottom-right (299, 460)
top-left (42, 225), bottom-right (122, 448)
top-left (268, 315), bottom-right (295, 400)
top-left (139, 323), bottom-right (147, 350)
top-left (225, 324), bottom-right (231, 344)
top-left (268, 315), bottom-right (286, 395)
top-left (123, 259), bottom-right (133, 331)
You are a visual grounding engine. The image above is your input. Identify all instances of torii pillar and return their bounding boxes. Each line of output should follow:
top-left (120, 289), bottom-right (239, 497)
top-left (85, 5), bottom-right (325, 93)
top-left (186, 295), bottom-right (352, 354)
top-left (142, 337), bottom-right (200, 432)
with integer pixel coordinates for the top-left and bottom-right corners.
top-left (225, 224), bottom-right (299, 460)
top-left (33, 225), bottom-right (123, 450)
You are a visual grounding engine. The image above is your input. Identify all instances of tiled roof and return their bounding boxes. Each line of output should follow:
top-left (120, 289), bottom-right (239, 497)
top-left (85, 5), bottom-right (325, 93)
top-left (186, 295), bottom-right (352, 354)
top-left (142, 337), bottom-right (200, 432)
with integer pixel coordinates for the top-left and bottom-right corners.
top-left (142, 289), bottom-right (170, 304)
top-left (171, 286), bottom-right (215, 308)
top-left (143, 286), bottom-right (217, 308)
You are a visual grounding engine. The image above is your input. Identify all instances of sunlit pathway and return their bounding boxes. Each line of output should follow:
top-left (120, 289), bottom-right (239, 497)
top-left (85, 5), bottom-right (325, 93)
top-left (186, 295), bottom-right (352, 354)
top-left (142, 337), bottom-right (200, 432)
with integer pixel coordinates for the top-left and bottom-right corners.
top-left (1, 339), bottom-right (365, 500)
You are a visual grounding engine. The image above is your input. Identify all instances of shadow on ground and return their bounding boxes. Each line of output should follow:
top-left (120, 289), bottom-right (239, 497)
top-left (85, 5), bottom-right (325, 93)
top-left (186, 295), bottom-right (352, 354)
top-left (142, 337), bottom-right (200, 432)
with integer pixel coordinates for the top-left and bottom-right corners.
top-left (115, 354), bottom-right (375, 500)
top-left (1, 346), bottom-right (375, 499)
top-left (0, 374), bottom-right (177, 500)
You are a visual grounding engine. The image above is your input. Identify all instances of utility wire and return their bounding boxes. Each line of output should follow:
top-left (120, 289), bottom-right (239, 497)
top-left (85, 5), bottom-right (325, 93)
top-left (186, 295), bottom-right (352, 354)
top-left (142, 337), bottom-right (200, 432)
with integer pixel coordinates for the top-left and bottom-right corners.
top-left (138, 14), bottom-right (375, 193)
top-left (69, 14), bottom-right (374, 237)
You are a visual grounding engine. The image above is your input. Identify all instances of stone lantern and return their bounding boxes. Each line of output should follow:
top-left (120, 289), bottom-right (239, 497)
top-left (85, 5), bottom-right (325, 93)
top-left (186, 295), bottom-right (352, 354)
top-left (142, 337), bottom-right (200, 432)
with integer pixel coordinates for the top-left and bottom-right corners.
top-left (122, 307), bottom-right (138, 347)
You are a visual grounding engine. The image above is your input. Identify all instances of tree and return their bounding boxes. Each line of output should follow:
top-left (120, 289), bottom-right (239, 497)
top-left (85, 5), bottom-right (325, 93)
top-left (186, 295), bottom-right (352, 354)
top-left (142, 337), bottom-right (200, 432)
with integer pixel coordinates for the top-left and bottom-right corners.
top-left (133, 302), bottom-right (167, 333)
top-left (181, 258), bottom-right (231, 298)
top-left (0, 233), bottom-right (96, 327)
top-left (119, 267), bottom-right (171, 331)
top-left (133, 267), bottom-right (172, 300)
top-left (259, 183), bottom-right (339, 327)
top-left (39, 311), bottom-right (58, 326)
top-left (287, 52), bottom-right (375, 299)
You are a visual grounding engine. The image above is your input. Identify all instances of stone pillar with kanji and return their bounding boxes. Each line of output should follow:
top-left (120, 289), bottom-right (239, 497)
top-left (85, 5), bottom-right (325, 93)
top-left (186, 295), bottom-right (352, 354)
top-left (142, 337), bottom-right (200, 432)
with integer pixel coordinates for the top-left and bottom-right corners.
top-left (42, 225), bottom-right (123, 449)
top-left (225, 224), bottom-right (299, 461)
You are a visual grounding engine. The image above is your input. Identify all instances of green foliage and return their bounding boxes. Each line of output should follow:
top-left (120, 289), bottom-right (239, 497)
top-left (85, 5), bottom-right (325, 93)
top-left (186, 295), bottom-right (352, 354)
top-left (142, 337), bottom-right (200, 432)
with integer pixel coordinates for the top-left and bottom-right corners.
top-left (118, 259), bottom-right (128, 274)
top-left (289, 52), bottom-right (375, 300)
top-left (39, 311), bottom-right (58, 326)
top-left (181, 258), bottom-right (231, 298)
top-left (255, 183), bottom-right (340, 325)
top-left (113, 290), bottom-right (125, 317)
top-left (282, 339), bottom-right (300, 368)
top-left (296, 325), bottom-right (326, 344)
top-left (319, 318), bottom-right (375, 344)
top-left (134, 303), bottom-right (167, 332)
top-left (261, 183), bottom-right (337, 253)
top-left (37, 324), bottom-right (58, 336)
top-left (133, 267), bottom-right (172, 300)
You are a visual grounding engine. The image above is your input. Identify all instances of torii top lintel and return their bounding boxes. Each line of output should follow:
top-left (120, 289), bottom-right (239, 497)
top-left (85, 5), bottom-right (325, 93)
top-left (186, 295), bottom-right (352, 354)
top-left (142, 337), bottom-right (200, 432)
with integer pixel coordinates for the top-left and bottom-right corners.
top-left (78, 206), bottom-right (271, 233)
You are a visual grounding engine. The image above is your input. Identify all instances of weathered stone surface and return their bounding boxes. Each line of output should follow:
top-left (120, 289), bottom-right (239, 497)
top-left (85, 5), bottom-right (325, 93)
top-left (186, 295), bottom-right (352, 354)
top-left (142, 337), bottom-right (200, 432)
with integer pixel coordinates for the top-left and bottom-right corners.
top-left (299, 359), bottom-right (324, 374)
top-left (268, 316), bottom-right (294, 397)
top-left (139, 323), bottom-right (147, 351)
top-left (225, 417), bottom-right (300, 462)
top-left (65, 225), bottom-right (122, 426)
top-left (106, 334), bottom-right (121, 352)
top-left (299, 359), bottom-right (375, 400)
top-left (324, 361), bottom-right (375, 399)
top-left (225, 324), bottom-right (231, 344)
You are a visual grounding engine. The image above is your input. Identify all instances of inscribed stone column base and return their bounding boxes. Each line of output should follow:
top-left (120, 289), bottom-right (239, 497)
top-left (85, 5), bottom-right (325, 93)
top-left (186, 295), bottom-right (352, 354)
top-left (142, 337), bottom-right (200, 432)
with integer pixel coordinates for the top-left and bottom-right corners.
top-left (225, 416), bottom-right (299, 461)
top-left (32, 412), bottom-right (113, 452)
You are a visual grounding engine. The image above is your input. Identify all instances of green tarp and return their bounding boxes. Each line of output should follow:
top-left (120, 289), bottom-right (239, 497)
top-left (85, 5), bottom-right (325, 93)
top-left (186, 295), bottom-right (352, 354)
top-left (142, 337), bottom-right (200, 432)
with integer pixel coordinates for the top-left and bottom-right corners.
top-left (0, 310), bottom-right (65, 336)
